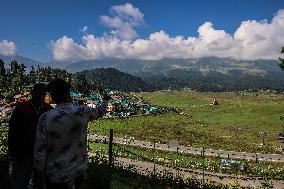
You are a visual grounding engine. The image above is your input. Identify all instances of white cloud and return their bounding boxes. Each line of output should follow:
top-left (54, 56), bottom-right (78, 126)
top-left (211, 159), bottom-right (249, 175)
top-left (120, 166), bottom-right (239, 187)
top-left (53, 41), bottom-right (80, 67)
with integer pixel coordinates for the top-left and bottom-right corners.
top-left (50, 36), bottom-right (88, 62)
top-left (0, 40), bottom-right (17, 56)
top-left (51, 7), bottom-right (284, 62)
top-left (100, 2), bottom-right (144, 40)
top-left (80, 26), bottom-right (88, 33)
top-left (110, 2), bottom-right (144, 25)
top-left (233, 10), bottom-right (284, 59)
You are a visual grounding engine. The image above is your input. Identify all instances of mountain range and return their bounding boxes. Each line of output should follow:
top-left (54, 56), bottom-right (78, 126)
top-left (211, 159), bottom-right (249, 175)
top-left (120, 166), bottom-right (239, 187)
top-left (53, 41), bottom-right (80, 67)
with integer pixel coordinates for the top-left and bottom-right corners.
top-left (54, 57), bottom-right (284, 91)
top-left (63, 56), bottom-right (281, 76)
top-left (0, 55), bottom-right (43, 69)
top-left (1, 54), bottom-right (284, 91)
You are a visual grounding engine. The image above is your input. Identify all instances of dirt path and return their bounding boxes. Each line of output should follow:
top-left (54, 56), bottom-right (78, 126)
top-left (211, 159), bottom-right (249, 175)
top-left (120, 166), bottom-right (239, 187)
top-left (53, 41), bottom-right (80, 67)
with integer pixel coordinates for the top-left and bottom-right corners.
top-left (89, 134), bottom-right (284, 163)
top-left (89, 153), bottom-right (284, 188)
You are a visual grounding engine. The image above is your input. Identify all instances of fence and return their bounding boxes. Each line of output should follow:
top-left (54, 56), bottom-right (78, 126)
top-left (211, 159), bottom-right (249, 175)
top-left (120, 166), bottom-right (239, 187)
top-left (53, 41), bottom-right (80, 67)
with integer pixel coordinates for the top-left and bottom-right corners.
top-left (89, 133), bottom-right (284, 163)
top-left (87, 129), bottom-right (284, 186)
top-left (0, 122), bottom-right (283, 188)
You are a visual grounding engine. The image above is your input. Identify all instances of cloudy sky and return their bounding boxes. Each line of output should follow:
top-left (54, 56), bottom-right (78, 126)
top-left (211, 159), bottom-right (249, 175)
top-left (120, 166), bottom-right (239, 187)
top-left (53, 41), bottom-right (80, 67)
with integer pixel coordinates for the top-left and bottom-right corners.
top-left (0, 0), bottom-right (284, 62)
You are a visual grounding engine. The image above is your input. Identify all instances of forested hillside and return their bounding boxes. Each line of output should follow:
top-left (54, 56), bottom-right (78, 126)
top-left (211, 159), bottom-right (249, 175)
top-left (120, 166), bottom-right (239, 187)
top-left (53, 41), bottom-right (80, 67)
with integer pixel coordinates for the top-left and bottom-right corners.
top-left (79, 68), bottom-right (154, 92)
top-left (142, 70), bottom-right (284, 91)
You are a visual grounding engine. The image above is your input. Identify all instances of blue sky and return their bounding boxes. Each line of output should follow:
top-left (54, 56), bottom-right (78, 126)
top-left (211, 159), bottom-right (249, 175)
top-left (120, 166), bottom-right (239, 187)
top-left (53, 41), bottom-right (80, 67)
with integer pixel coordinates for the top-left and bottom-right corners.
top-left (0, 0), bottom-right (284, 62)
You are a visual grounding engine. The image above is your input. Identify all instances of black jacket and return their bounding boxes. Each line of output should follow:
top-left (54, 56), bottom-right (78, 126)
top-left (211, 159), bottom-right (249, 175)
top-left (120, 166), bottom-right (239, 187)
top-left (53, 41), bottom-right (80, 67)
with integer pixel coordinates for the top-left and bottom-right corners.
top-left (8, 100), bottom-right (52, 161)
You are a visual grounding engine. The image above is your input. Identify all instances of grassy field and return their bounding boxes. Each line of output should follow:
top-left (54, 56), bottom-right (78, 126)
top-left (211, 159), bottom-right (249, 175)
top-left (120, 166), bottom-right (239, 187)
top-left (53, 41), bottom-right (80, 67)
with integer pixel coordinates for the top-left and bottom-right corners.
top-left (89, 90), bottom-right (284, 153)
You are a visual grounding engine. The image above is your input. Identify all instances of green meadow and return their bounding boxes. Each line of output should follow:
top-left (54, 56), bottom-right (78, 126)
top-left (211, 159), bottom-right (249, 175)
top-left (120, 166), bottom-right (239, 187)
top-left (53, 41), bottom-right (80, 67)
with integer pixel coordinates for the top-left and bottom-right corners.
top-left (89, 90), bottom-right (284, 153)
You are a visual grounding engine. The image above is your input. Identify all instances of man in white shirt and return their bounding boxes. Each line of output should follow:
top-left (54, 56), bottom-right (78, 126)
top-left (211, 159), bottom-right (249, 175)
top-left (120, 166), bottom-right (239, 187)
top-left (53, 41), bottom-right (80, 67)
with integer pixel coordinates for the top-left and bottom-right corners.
top-left (33, 79), bottom-right (108, 189)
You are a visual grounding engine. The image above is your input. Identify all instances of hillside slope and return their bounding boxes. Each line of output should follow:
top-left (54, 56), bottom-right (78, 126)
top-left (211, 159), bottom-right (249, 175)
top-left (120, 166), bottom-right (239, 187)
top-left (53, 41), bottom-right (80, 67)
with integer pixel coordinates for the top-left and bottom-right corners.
top-left (79, 68), bottom-right (154, 92)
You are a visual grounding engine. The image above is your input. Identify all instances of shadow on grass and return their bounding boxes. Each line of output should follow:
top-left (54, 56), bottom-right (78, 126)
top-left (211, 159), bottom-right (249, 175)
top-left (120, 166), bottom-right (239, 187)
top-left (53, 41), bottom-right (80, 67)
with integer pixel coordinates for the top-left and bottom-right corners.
top-left (0, 153), bottom-right (232, 189)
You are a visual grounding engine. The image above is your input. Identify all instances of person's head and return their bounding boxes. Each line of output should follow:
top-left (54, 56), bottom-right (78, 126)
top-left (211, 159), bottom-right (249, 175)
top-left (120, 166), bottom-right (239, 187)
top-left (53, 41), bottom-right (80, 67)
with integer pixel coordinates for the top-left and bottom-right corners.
top-left (31, 83), bottom-right (48, 105)
top-left (47, 79), bottom-right (71, 104)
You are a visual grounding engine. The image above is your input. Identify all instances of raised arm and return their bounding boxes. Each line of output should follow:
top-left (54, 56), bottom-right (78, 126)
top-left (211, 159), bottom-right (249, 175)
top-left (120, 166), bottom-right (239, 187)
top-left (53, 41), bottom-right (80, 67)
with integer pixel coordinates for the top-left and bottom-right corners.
top-left (86, 90), bottom-right (111, 121)
top-left (88, 101), bottom-right (108, 121)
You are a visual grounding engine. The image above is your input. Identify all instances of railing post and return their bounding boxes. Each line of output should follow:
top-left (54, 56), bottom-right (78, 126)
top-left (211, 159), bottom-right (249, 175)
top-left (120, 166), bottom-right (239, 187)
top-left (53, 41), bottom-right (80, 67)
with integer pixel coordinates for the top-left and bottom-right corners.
top-left (255, 153), bottom-right (258, 163)
top-left (202, 147), bottom-right (205, 185)
top-left (109, 129), bottom-right (113, 167)
top-left (106, 129), bottom-right (113, 189)
top-left (153, 139), bottom-right (156, 178)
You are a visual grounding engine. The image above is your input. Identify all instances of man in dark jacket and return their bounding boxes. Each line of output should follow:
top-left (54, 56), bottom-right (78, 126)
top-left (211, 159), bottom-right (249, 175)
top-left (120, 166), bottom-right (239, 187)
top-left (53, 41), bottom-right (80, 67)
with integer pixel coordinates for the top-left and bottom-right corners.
top-left (8, 83), bottom-right (53, 189)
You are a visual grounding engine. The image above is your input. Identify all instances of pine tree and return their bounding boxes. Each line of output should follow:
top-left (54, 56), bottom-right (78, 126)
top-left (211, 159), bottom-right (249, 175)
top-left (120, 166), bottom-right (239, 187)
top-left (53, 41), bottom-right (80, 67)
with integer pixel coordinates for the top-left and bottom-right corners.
top-left (71, 73), bottom-right (91, 95)
top-left (0, 59), bottom-right (6, 92)
top-left (8, 60), bottom-right (26, 94)
top-left (27, 66), bottom-right (37, 84)
top-left (279, 47), bottom-right (284, 70)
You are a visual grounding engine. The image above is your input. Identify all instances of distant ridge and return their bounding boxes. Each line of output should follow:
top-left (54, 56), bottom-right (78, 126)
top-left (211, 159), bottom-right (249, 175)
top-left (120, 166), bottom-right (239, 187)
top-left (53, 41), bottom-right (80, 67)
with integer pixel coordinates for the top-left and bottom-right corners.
top-left (0, 55), bottom-right (44, 69)
top-left (65, 57), bottom-right (284, 91)
top-left (64, 57), bottom-right (281, 75)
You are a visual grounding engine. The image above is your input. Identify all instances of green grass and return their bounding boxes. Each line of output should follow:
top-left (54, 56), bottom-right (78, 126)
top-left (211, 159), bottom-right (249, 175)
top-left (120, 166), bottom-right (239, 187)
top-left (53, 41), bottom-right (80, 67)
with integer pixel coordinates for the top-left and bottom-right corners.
top-left (89, 90), bottom-right (284, 153)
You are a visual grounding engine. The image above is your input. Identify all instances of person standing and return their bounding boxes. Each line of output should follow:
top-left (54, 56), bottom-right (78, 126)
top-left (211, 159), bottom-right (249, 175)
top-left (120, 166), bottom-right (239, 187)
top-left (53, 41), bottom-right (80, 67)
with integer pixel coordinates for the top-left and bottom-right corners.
top-left (33, 79), bottom-right (108, 189)
top-left (8, 83), bottom-right (53, 189)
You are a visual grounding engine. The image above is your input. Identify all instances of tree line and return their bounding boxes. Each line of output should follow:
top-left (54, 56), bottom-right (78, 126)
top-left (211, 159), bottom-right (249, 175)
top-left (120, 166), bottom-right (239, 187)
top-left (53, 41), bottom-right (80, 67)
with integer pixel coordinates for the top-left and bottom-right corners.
top-left (0, 59), bottom-right (92, 103)
top-left (0, 60), bottom-right (154, 104)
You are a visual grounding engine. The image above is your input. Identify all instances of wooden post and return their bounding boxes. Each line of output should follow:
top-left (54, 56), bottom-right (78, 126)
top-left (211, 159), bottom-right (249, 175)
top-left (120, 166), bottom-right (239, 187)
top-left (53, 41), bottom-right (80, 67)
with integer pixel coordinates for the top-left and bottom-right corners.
top-left (107, 129), bottom-right (114, 189)
top-left (109, 129), bottom-right (113, 167)
top-left (255, 153), bottom-right (258, 163)
top-left (153, 140), bottom-right (156, 178)
top-left (202, 147), bottom-right (205, 185)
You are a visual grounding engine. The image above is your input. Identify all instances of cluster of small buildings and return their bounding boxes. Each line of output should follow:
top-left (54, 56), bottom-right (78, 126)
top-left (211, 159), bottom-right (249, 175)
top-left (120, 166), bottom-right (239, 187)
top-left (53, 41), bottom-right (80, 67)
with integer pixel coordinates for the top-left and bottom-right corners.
top-left (0, 85), bottom-right (177, 118)
top-left (72, 89), bottom-right (178, 118)
top-left (13, 85), bottom-right (52, 104)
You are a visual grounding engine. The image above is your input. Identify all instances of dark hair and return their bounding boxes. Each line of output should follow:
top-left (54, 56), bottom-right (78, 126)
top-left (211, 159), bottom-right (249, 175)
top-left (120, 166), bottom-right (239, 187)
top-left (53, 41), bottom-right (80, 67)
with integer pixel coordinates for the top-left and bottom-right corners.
top-left (47, 79), bottom-right (71, 103)
top-left (31, 83), bottom-right (47, 99)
